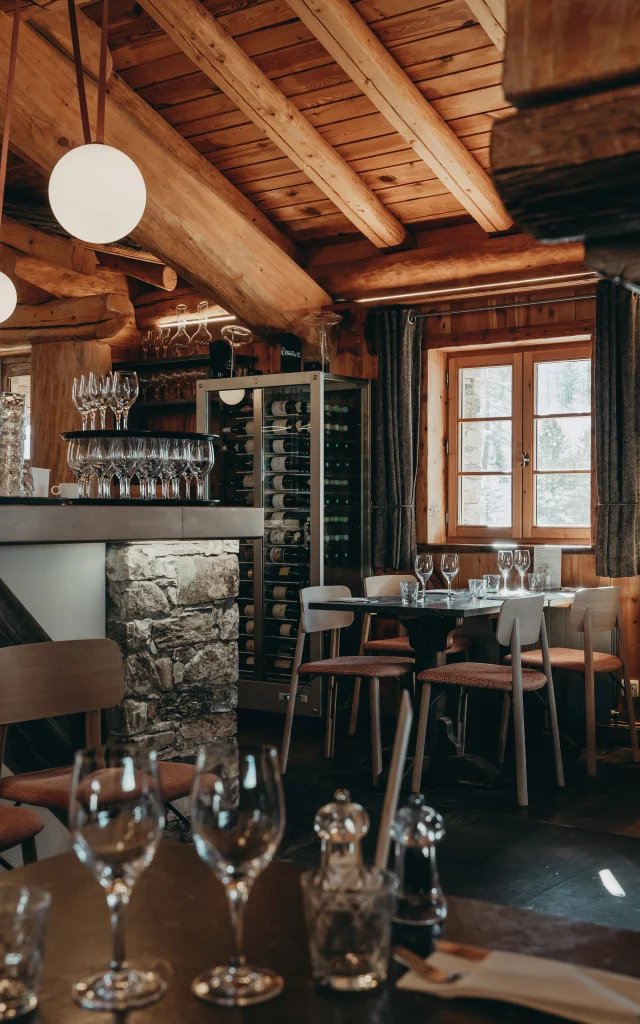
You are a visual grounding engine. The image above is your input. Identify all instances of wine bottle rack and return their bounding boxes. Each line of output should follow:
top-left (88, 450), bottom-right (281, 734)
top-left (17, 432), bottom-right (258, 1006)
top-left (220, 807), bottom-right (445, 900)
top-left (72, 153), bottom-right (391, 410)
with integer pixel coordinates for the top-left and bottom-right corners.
top-left (197, 371), bottom-right (371, 716)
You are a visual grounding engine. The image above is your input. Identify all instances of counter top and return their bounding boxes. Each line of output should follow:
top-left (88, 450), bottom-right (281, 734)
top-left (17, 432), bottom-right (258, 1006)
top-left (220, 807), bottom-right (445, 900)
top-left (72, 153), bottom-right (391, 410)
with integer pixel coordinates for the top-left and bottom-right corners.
top-left (0, 502), bottom-right (264, 543)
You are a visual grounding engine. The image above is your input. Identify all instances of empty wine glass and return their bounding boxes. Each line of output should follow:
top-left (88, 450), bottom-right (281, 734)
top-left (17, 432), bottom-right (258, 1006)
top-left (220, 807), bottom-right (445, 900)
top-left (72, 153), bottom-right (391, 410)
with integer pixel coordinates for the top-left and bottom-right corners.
top-left (97, 373), bottom-right (114, 430)
top-left (167, 438), bottom-right (189, 499)
top-left (497, 549), bottom-right (513, 594)
top-left (513, 548), bottom-right (530, 592)
top-left (221, 325), bottom-right (253, 378)
top-left (113, 371), bottom-right (139, 430)
top-left (67, 438), bottom-right (91, 498)
top-left (72, 376), bottom-right (89, 430)
top-left (158, 439), bottom-right (173, 500)
top-left (140, 330), bottom-right (154, 360)
top-left (157, 327), bottom-right (171, 360)
top-left (69, 747), bottom-right (167, 1011)
top-left (87, 436), bottom-right (110, 498)
top-left (440, 553), bottom-right (459, 601)
top-left (415, 553), bottom-right (433, 601)
top-left (142, 437), bottom-right (162, 500)
top-left (85, 372), bottom-right (100, 430)
top-left (191, 742), bottom-right (285, 1007)
top-left (191, 438), bottom-right (215, 500)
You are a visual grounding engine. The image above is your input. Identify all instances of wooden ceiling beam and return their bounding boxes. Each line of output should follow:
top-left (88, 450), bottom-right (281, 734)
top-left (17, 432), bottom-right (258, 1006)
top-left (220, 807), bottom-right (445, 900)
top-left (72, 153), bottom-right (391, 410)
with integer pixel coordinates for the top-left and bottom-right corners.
top-left (1, 216), bottom-right (98, 275)
top-left (28, 8), bottom-right (112, 81)
top-left (136, 0), bottom-right (407, 249)
top-left (0, 18), bottom-right (331, 335)
top-left (97, 252), bottom-right (178, 291)
top-left (0, 292), bottom-right (136, 346)
top-left (309, 227), bottom-right (585, 297)
top-left (465, 0), bottom-right (506, 53)
top-left (286, 0), bottom-right (513, 234)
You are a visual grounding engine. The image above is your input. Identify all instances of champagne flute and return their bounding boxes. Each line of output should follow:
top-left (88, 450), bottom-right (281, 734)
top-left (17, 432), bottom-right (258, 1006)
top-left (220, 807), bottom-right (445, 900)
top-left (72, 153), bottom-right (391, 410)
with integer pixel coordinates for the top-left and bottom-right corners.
top-left (497, 549), bottom-right (513, 594)
top-left (440, 553), bottom-right (459, 601)
top-left (513, 548), bottom-right (530, 592)
top-left (191, 742), bottom-right (286, 1007)
top-left (415, 553), bottom-right (433, 601)
top-left (69, 747), bottom-right (168, 1011)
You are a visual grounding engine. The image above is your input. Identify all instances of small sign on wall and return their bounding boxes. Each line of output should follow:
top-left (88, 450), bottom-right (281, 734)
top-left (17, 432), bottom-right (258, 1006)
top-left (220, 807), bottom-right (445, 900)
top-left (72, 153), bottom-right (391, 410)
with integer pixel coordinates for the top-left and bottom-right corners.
top-left (534, 545), bottom-right (562, 588)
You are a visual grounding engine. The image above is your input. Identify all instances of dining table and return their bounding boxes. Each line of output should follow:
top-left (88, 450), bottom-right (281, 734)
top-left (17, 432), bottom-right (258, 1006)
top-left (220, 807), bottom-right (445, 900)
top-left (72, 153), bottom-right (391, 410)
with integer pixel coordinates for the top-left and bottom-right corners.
top-left (13, 839), bottom-right (640, 1023)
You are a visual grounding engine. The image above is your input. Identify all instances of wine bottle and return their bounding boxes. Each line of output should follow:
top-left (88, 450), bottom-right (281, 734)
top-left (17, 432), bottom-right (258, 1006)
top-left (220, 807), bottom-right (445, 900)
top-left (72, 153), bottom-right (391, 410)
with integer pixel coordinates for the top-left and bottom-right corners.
top-left (268, 493), bottom-right (306, 509)
top-left (241, 474), bottom-right (254, 489)
top-left (325, 515), bottom-right (350, 523)
top-left (268, 399), bottom-right (310, 415)
top-left (325, 440), bottom-right (351, 451)
top-left (236, 403), bottom-right (254, 416)
top-left (264, 564), bottom-right (308, 581)
top-left (269, 455), bottom-right (307, 472)
top-left (325, 423), bottom-right (348, 433)
top-left (222, 421), bottom-right (255, 436)
top-left (267, 583), bottom-right (299, 601)
top-left (325, 533), bottom-right (349, 542)
top-left (242, 654), bottom-right (255, 667)
top-left (239, 602), bottom-right (254, 617)
top-left (238, 582), bottom-right (254, 598)
top-left (271, 437), bottom-right (310, 454)
top-left (269, 474), bottom-right (310, 491)
top-left (271, 657), bottom-right (294, 671)
top-left (265, 639), bottom-right (297, 657)
top-left (325, 478), bottom-right (349, 487)
top-left (245, 619), bottom-right (255, 634)
top-left (271, 417), bottom-right (299, 433)
top-left (324, 495), bottom-right (354, 506)
top-left (268, 547), bottom-right (306, 564)
top-left (229, 494), bottom-right (254, 506)
top-left (270, 603), bottom-right (299, 620)
top-left (268, 530), bottom-right (302, 545)
top-left (224, 439), bottom-right (254, 455)
top-left (241, 638), bottom-right (255, 652)
top-left (266, 620), bottom-right (299, 638)
top-left (324, 404), bottom-right (349, 413)
top-left (268, 513), bottom-right (302, 529)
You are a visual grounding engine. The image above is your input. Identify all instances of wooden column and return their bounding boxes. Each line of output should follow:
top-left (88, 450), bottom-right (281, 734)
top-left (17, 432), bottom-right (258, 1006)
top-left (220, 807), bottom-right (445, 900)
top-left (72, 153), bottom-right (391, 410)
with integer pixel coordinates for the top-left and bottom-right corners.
top-left (30, 341), bottom-right (111, 484)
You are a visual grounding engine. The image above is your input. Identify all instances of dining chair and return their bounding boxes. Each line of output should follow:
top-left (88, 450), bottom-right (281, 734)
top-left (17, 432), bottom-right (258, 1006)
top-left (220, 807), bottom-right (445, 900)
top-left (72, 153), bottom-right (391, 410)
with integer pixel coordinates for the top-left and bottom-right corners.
top-left (505, 586), bottom-right (639, 778)
top-left (0, 805), bottom-right (44, 870)
top-left (414, 595), bottom-right (564, 807)
top-left (280, 585), bottom-right (414, 784)
top-left (0, 639), bottom-right (194, 814)
top-left (349, 573), bottom-right (471, 735)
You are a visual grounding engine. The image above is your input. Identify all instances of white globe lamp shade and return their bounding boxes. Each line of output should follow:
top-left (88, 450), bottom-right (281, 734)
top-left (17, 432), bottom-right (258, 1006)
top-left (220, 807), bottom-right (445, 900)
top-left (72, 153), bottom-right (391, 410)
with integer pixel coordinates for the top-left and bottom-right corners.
top-left (220, 389), bottom-right (246, 405)
top-left (48, 144), bottom-right (146, 244)
top-left (0, 272), bottom-right (17, 324)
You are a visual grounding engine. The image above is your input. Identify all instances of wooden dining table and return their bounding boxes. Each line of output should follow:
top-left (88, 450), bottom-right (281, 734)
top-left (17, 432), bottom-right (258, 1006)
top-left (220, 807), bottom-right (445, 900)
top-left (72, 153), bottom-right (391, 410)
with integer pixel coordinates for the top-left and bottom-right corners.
top-left (14, 839), bottom-right (640, 1022)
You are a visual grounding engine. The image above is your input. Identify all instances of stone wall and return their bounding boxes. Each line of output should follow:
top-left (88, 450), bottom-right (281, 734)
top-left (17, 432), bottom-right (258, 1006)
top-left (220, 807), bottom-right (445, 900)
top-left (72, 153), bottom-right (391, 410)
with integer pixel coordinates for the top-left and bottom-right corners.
top-left (105, 540), bottom-right (239, 759)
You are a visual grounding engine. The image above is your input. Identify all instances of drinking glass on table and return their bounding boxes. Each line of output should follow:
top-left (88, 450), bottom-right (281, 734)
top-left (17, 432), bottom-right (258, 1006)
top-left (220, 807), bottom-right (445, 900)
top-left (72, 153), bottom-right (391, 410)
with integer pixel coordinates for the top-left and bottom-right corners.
top-left (497, 549), bottom-right (513, 594)
top-left (0, 885), bottom-right (51, 1020)
top-left (513, 548), bottom-right (530, 592)
top-left (69, 747), bottom-right (168, 1011)
top-left (440, 553), bottom-right (459, 600)
top-left (191, 742), bottom-right (286, 1007)
top-left (415, 553), bottom-right (433, 601)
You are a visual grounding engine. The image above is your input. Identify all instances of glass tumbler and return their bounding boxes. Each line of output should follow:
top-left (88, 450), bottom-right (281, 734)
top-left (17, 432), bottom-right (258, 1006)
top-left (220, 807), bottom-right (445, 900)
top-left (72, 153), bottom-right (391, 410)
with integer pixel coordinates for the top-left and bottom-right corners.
top-left (0, 885), bottom-right (51, 1019)
top-left (483, 574), bottom-right (501, 595)
top-left (400, 581), bottom-right (419, 605)
top-left (300, 868), bottom-right (397, 991)
top-left (528, 572), bottom-right (546, 592)
top-left (468, 578), bottom-right (486, 599)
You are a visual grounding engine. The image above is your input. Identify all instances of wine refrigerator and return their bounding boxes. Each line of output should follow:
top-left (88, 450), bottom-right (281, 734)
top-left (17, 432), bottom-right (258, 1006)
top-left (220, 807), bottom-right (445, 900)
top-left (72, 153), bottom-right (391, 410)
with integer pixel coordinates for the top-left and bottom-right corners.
top-left (197, 371), bottom-right (371, 716)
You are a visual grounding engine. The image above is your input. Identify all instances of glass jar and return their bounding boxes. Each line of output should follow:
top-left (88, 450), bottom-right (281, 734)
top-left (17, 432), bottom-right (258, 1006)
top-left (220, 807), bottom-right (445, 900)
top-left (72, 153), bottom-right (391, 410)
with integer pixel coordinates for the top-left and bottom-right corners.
top-left (168, 304), bottom-right (191, 357)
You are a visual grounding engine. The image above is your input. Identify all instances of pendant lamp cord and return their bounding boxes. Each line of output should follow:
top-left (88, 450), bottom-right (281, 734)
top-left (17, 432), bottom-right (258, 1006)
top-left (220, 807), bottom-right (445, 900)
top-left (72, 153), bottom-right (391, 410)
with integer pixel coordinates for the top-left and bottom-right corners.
top-left (96, 0), bottom-right (108, 143)
top-left (67, 0), bottom-right (92, 145)
top-left (0, 0), bottom-right (21, 239)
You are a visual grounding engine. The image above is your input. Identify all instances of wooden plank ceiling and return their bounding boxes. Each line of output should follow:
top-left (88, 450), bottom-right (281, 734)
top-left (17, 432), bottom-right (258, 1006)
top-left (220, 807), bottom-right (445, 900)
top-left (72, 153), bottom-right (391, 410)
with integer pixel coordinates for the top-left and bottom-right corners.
top-left (66, 0), bottom-right (512, 248)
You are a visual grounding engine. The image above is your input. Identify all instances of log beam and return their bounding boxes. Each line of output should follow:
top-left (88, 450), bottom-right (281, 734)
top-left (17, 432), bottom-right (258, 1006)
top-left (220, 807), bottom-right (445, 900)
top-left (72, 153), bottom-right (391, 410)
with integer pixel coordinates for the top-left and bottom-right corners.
top-left (465, 0), bottom-right (506, 53)
top-left (29, 8), bottom-right (112, 81)
top-left (309, 226), bottom-right (585, 297)
top-left (2, 216), bottom-right (98, 274)
top-left (97, 252), bottom-right (178, 291)
top-left (0, 18), bottom-right (329, 333)
top-left (427, 319), bottom-right (594, 351)
top-left (137, 0), bottom-right (407, 249)
top-left (287, 0), bottom-right (512, 233)
top-left (0, 292), bottom-right (133, 338)
top-left (9, 251), bottom-right (129, 298)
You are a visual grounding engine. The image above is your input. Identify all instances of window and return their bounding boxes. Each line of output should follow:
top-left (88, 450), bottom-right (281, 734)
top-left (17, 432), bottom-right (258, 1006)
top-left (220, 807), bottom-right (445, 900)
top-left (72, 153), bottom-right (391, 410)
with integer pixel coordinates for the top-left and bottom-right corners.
top-left (447, 344), bottom-right (592, 542)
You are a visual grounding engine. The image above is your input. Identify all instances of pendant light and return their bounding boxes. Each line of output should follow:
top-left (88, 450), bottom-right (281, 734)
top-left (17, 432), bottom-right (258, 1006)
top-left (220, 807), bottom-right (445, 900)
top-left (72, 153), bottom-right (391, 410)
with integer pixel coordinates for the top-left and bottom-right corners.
top-left (0, 0), bottom-right (22, 324)
top-left (48, 0), bottom-right (146, 244)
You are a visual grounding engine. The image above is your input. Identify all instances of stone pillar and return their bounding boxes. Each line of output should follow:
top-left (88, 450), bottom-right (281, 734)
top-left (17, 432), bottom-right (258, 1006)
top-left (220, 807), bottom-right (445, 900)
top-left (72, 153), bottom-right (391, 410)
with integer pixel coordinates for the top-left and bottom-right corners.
top-left (105, 540), bottom-right (239, 759)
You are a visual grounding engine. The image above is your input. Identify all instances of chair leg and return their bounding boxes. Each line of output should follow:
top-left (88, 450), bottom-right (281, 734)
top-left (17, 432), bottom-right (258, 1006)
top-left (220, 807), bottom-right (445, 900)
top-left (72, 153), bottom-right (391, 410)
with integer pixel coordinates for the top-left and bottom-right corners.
top-left (511, 684), bottom-right (528, 807)
top-left (622, 663), bottom-right (640, 764)
top-left (330, 677), bottom-right (339, 758)
top-left (349, 678), bottom-right (361, 736)
top-left (497, 693), bottom-right (510, 763)
top-left (460, 690), bottom-right (469, 753)
top-left (412, 681), bottom-right (431, 793)
top-left (21, 836), bottom-right (37, 866)
top-left (546, 678), bottom-right (565, 789)
top-left (325, 676), bottom-right (336, 759)
top-left (369, 677), bottom-right (382, 786)
top-left (281, 670), bottom-right (300, 774)
top-left (585, 664), bottom-right (597, 779)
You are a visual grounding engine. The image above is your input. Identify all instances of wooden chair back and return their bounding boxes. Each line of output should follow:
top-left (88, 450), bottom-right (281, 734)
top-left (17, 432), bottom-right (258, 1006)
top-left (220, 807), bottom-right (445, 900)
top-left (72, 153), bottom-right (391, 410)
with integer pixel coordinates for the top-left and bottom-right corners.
top-left (300, 586), bottom-right (354, 635)
top-left (496, 595), bottom-right (545, 647)
top-left (363, 574), bottom-right (416, 598)
top-left (0, 639), bottom-right (125, 750)
top-left (569, 586), bottom-right (621, 633)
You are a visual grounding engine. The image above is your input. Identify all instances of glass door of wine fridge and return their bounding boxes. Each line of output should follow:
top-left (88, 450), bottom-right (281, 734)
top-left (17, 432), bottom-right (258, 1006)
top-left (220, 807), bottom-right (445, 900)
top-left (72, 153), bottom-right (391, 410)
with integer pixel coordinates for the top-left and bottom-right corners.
top-left (197, 372), bottom-right (371, 716)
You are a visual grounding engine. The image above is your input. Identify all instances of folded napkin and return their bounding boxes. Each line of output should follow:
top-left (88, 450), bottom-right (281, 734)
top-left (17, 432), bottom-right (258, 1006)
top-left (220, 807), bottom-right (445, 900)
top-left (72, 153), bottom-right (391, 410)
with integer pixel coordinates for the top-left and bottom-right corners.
top-left (397, 948), bottom-right (640, 1023)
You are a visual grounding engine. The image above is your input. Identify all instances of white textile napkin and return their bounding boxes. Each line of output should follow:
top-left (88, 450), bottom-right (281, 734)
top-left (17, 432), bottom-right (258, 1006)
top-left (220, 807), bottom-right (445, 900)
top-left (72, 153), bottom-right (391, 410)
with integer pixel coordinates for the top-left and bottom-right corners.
top-left (397, 949), bottom-right (640, 1023)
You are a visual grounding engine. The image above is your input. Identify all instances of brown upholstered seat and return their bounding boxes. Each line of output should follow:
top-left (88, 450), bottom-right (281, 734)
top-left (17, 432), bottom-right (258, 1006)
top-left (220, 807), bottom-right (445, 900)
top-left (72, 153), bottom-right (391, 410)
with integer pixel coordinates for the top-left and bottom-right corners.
top-left (0, 760), bottom-right (195, 812)
top-left (0, 806), bottom-right (44, 853)
top-left (299, 656), bottom-right (414, 678)
top-left (364, 633), bottom-right (471, 657)
top-left (418, 661), bottom-right (547, 692)
top-left (504, 647), bottom-right (622, 674)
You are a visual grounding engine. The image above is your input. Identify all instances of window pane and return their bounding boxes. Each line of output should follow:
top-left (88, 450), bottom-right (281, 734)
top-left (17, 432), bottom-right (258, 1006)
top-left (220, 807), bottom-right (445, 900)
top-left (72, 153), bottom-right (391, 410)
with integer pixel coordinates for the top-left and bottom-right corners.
top-left (535, 474), bottom-right (590, 527)
top-left (460, 420), bottom-right (511, 472)
top-left (459, 475), bottom-right (512, 527)
top-left (536, 416), bottom-right (591, 471)
top-left (536, 359), bottom-right (591, 415)
top-left (460, 365), bottom-right (512, 419)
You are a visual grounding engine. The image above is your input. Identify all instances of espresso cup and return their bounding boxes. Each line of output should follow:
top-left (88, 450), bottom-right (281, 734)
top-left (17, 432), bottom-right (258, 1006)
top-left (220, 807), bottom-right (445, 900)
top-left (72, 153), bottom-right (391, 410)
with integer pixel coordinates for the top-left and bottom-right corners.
top-left (51, 483), bottom-right (79, 498)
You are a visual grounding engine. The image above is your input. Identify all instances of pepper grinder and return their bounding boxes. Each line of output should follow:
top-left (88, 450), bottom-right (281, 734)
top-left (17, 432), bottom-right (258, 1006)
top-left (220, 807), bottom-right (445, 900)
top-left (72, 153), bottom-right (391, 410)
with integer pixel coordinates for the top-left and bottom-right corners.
top-left (391, 794), bottom-right (446, 956)
top-left (312, 788), bottom-right (370, 890)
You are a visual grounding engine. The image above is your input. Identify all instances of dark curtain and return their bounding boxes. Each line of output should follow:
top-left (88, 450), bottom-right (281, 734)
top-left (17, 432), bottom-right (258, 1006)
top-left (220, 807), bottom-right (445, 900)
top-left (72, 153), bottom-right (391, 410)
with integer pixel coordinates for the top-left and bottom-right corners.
top-left (369, 308), bottom-right (421, 571)
top-left (595, 280), bottom-right (640, 577)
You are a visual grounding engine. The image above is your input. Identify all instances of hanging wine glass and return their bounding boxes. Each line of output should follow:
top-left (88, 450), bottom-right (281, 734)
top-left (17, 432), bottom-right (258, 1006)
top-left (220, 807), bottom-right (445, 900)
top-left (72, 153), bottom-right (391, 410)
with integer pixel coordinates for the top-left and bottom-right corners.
top-left (168, 304), bottom-right (191, 357)
top-left (192, 301), bottom-right (212, 355)
top-left (302, 311), bottom-right (342, 372)
top-left (221, 325), bottom-right (253, 378)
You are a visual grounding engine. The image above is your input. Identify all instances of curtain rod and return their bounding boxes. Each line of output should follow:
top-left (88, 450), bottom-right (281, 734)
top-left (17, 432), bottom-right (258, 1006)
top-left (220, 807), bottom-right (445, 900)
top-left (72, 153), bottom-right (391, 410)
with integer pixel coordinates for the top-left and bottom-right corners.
top-left (407, 294), bottom-right (596, 323)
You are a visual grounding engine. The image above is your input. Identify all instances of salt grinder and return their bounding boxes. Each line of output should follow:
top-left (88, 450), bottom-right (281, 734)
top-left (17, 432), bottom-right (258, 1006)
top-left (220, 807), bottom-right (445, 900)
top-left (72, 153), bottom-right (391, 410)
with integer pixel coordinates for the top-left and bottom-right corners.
top-left (312, 789), bottom-right (369, 890)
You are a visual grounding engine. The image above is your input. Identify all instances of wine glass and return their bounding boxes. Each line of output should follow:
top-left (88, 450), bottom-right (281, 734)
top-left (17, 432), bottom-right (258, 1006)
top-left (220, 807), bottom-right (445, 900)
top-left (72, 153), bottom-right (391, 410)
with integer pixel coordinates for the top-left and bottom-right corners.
top-left (67, 438), bottom-right (91, 497)
top-left (72, 376), bottom-right (89, 430)
top-left (87, 436), bottom-right (110, 498)
top-left (192, 438), bottom-right (215, 500)
top-left (97, 372), bottom-right (114, 430)
top-left (83, 372), bottom-right (100, 430)
top-left (415, 553), bottom-right (433, 601)
top-left (140, 330), bottom-right (153, 360)
top-left (68, 746), bottom-right (168, 1011)
top-left (221, 325), bottom-right (253, 378)
top-left (497, 549), bottom-right (513, 594)
top-left (513, 548), bottom-right (530, 592)
top-left (191, 742), bottom-right (286, 1007)
top-left (113, 371), bottom-right (139, 430)
top-left (440, 553), bottom-right (459, 601)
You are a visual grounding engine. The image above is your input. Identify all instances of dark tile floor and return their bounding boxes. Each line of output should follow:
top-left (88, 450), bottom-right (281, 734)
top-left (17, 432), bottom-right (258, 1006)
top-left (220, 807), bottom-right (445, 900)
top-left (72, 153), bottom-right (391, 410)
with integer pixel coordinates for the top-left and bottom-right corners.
top-left (239, 703), bottom-right (640, 933)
